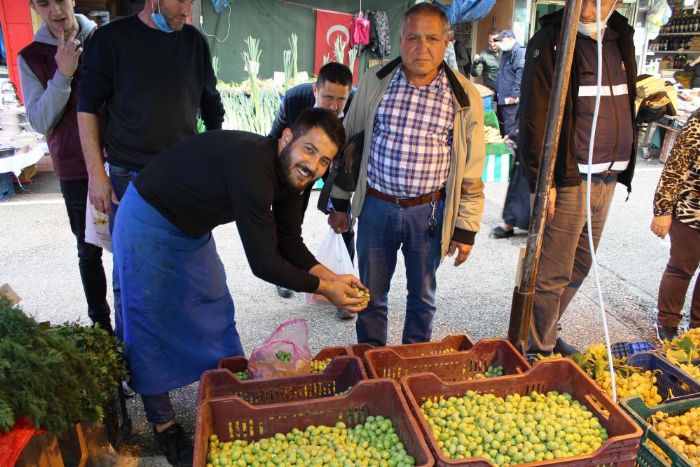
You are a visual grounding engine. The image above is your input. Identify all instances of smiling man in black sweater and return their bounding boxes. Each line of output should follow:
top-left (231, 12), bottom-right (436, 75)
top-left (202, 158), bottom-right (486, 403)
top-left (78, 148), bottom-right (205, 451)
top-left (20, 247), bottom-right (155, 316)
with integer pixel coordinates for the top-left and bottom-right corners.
top-left (112, 109), bottom-right (367, 466)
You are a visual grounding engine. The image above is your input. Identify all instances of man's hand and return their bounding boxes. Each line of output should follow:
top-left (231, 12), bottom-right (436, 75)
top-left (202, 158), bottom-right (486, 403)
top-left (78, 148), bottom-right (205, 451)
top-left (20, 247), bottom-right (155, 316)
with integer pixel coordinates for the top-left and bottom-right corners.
top-left (447, 241), bottom-right (472, 267)
top-left (55, 29), bottom-right (82, 78)
top-left (650, 215), bottom-right (672, 239)
top-left (316, 275), bottom-right (368, 313)
top-left (547, 187), bottom-right (557, 221)
top-left (89, 171), bottom-right (118, 215)
top-left (504, 97), bottom-right (519, 105)
top-left (328, 211), bottom-right (349, 234)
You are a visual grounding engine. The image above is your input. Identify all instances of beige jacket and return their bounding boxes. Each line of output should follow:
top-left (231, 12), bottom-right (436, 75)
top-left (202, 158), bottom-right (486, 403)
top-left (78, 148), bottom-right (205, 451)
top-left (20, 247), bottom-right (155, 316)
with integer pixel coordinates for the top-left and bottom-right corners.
top-left (333, 58), bottom-right (486, 259)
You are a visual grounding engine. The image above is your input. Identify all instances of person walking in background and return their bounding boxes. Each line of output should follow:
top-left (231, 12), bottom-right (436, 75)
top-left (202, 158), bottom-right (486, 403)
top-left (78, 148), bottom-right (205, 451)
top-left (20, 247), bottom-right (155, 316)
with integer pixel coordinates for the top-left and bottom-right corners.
top-left (493, 30), bottom-right (525, 138)
top-left (520, 0), bottom-right (637, 356)
top-left (333, 3), bottom-right (485, 347)
top-left (489, 29), bottom-right (529, 240)
top-left (470, 29), bottom-right (501, 93)
top-left (19, 0), bottom-right (112, 333)
top-left (651, 110), bottom-right (700, 341)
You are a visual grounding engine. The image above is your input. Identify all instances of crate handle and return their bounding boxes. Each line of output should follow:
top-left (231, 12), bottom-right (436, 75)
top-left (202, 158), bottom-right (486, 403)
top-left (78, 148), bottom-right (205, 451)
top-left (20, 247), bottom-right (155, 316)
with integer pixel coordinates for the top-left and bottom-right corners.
top-left (584, 393), bottom-right (611, 421)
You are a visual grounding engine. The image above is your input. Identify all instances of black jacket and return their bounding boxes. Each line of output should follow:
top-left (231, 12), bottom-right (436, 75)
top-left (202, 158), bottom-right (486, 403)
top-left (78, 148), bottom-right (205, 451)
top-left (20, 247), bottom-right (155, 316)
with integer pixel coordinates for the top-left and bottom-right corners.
top-left (519, 9), bottom-right (637, 193)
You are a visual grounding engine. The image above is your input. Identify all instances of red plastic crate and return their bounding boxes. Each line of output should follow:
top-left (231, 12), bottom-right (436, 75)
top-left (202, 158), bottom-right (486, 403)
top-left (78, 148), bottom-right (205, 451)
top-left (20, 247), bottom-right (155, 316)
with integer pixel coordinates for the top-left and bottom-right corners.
top-left (364, 339), bottom-right (529, 381)
top-left (349, 334), bottom-right (475, 369)
top-left (216, 345), bottom-right (349, 382)
top-left (194, 379), bottom-right (434, 466)
top-left (402, 360), bottom-right (643, 467)
top-left (198, 356), bottom-right (366, 405)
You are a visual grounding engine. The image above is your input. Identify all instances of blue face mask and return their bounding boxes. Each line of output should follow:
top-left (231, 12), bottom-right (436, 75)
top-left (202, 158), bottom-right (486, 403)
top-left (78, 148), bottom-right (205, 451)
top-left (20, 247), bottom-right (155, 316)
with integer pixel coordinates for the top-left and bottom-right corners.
top-left (151, 2), bottom-right (174, 33)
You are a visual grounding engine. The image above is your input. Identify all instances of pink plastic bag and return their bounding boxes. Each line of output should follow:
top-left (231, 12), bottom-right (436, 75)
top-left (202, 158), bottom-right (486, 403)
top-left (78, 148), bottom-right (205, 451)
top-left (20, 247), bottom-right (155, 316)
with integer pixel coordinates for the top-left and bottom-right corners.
top-left (247, 319), bottom-right (312, 379)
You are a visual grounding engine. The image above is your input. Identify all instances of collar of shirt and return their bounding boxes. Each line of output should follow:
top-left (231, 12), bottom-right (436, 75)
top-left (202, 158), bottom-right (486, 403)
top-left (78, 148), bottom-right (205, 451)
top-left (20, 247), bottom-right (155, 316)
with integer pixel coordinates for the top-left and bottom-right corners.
top-left (397, 63), bottom-right (449, 93)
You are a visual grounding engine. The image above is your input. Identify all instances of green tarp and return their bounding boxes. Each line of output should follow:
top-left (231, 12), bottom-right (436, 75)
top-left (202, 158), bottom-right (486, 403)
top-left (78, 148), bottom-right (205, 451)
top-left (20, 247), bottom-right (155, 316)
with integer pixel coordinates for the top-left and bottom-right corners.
top-left (201, 0), bottom-right (414, 83)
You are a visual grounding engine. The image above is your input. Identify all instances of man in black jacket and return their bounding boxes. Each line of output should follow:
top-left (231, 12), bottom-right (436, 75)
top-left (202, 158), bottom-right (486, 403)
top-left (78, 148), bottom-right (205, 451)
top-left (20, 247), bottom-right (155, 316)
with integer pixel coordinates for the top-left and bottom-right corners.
top-left (269, 63), bottom-right (357, 320)
top-left (519, 0), bottom-right (637, 355)
top-left (269, 62), bottom-right (352, 139)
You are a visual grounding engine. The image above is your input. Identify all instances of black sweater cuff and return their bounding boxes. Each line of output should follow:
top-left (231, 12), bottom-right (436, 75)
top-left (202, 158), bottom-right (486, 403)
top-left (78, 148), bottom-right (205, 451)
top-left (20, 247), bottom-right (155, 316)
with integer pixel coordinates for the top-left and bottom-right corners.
top-left (331, 197), bottom-right (350, 212)
top-left (452, 228), bottom-right (476, 245)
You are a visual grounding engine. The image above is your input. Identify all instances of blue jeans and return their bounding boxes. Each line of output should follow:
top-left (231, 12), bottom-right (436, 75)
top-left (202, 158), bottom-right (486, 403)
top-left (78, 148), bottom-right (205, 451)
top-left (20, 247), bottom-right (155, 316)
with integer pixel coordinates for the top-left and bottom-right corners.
top-left (356, 195), bottom-right (444, 346)
top-left (108, 163), bottom-right (140, 341)
top-left (529, 175), bottom-right (617, 353)
top-left (141, 393), bottom-right (175, 424)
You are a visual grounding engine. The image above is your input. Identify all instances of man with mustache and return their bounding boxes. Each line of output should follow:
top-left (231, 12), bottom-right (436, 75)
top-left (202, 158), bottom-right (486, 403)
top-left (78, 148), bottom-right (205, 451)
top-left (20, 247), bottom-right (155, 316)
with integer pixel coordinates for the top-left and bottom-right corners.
top-left (112, 108), bottom-right (367, 465)
top-left (333, 3), bottom-right (486, 347)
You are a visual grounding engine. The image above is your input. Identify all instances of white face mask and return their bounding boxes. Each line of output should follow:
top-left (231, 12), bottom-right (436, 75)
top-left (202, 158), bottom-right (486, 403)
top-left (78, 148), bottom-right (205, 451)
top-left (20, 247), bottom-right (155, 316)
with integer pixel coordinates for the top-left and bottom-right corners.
top-left (497, 41), bottom-right (512, 52)
top-left (578, 5), bottom-right (615, 38)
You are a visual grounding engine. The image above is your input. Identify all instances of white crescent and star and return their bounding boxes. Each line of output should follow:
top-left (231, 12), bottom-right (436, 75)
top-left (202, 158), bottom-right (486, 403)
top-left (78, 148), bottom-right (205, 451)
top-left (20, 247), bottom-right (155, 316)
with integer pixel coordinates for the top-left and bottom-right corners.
top-left (326, 25), bottom-right (350, 46)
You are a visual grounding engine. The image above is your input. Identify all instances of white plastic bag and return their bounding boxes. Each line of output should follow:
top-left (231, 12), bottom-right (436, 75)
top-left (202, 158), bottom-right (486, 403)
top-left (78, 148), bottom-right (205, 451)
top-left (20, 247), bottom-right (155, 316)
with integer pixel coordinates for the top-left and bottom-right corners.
top-left (305, 228), bottom-right (356, 305)
top-left (84, 195), bottom-right (112, 252)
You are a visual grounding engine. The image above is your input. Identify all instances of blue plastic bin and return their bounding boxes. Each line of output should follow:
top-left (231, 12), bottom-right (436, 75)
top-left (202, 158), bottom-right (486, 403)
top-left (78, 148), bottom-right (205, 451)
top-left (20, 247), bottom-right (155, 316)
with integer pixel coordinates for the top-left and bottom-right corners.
top-left (482, 94), bottom-right (493, 112)
top-left (0, 172), bottom-right (15, 201)
top-left (626, 351), bottom-right (700, 403)
top-left (611, 341), bottom-right (655, 359)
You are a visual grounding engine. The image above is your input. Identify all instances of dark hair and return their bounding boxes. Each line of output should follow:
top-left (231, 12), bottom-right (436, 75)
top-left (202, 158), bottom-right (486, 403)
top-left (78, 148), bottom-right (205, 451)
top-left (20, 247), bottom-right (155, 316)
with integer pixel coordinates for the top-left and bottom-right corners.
top-left (316, 62), bottom-right (353, 88)
top-left (400, 3), bottom-right (450, 37)
top-left (290, 108), bottom-right (346, 153)
top-left (488, 28), bottom-right (500, 37)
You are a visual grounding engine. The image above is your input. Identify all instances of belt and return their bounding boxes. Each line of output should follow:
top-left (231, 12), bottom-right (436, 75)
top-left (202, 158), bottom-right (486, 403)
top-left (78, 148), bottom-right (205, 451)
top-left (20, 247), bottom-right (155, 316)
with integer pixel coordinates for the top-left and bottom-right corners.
top-left (367, 187), bottom-right (445, 207)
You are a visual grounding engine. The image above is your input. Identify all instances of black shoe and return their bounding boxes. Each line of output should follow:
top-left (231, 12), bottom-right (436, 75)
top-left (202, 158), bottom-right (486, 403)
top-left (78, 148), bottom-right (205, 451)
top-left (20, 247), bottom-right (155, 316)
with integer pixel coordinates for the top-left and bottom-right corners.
top-left (154, 423), bottom-right (193, 467)
top-left (276, 286), bottom-right (294, 298)
top-left (553, 338), bottom-right (579, 356)
top-left (656, 325), bottom-right (678, 342)
top-left (336, 308), bottom-right (354, 320)
top-left (490, 226), bottom-right (514, 239)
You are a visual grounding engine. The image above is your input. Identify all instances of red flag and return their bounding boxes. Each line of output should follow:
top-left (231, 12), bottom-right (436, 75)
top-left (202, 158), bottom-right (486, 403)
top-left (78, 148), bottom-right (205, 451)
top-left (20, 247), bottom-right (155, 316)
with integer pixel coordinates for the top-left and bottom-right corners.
top-left (315, 9), bottom-right (359, 84)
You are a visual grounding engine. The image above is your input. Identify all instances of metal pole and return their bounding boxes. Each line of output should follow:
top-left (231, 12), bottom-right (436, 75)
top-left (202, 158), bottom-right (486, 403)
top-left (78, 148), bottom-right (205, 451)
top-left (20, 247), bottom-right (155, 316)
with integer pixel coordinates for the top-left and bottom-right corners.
top-left (507, 0), bottom-right (584, 353)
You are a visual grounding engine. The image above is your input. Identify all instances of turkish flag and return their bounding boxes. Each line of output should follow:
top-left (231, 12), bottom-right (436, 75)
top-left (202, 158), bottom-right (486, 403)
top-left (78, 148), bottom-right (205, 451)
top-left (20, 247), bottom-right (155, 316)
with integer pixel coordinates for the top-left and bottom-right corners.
top-left (315, 9), bottom-right (359, 84)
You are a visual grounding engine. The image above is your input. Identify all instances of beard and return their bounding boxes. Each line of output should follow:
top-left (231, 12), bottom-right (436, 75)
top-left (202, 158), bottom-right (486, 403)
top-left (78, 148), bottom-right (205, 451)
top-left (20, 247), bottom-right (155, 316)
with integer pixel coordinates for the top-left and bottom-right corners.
top-left (278, 144), bottom-right (317, 191)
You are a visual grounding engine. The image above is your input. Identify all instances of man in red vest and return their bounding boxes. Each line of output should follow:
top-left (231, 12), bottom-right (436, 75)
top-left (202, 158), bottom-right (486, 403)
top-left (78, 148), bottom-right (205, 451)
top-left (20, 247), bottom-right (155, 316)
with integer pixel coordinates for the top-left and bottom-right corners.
top-left (18, 0), bottom-right (112, 333)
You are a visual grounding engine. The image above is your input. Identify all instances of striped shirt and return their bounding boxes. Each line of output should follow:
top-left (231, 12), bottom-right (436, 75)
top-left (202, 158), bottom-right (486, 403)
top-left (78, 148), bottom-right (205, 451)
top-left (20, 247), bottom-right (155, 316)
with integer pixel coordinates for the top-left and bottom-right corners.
top-left (367, 66), bottom-right (454, 198)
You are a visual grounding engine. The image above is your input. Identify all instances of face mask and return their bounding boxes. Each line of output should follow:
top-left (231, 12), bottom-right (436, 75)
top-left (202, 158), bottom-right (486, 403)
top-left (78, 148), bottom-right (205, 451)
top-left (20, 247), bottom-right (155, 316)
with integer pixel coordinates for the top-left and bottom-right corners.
top-left (578, 5), bottom-right (615, 37)
top-left (497, 42), bottom-right (511, 52)
top-left (151, 1), bottom-right (173, 33)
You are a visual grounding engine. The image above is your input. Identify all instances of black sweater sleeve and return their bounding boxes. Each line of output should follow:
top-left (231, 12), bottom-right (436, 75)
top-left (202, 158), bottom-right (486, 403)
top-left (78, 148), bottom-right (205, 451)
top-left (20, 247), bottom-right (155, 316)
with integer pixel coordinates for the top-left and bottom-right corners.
top-left (77, 26), bottom-right (114, 114)
top-left (232, 172), bottom-right (320, 293)
top-left (199, 34), bottom-right (224, 130)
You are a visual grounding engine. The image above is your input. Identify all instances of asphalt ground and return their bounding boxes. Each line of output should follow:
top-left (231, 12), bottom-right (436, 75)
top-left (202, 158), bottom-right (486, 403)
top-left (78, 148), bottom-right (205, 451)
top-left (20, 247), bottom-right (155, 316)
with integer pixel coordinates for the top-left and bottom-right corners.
top-left (0, 155), bottom-right (696, 465)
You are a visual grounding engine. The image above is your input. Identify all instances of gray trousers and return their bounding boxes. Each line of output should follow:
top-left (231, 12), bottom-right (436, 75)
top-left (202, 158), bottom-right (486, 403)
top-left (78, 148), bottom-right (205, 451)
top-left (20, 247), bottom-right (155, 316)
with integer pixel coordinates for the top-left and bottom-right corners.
top-left (529, 175), bottom-right (617, 353)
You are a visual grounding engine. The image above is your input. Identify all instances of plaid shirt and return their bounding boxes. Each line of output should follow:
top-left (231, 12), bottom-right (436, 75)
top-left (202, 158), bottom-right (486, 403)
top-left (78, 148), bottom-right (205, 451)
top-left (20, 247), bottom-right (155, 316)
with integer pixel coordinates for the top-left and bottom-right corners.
top-left (367, 65), bottom-right (454, 198)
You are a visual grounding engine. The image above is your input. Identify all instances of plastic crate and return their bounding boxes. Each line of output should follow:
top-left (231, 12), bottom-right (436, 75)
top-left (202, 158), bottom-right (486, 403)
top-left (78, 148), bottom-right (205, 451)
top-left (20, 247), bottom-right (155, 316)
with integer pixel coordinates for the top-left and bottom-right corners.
top-left (621, 395), bottom-right (700, 467)
top-left (625, 352), bottom-right (700, 403)
top-left (216, 345), bottom-right (349, 382)
top-left (194, 379), bottom-right (434, 466)
top-left (348, 334), bottom-right (475, 369)
top-left (364, 338), bottom-right (529, 382)
top-left (611, 341), bottom-right (656, 359)
top-left (402, 360), bottom-right (643, 467)
top-left (198, 355), bottom-right (367, 405)
top-left (0, 172), bottom-right (14, 201)
top-left (660, 355), bottom-right (700, 386)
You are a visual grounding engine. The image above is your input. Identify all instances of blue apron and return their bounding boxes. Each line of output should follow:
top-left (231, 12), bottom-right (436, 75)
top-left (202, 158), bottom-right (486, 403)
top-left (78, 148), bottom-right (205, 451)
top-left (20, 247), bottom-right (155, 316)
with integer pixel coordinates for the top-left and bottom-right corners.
top-left (112, 184), bottom-right (243, 395)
